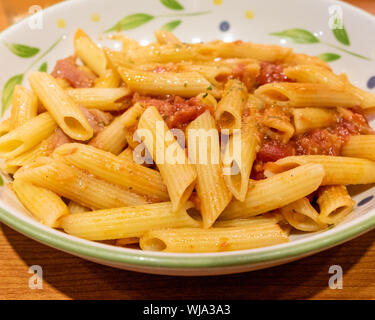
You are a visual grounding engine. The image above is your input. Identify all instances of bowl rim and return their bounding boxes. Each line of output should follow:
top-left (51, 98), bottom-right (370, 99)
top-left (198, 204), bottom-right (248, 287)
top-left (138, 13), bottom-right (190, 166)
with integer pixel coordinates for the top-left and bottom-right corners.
top-left (1, 0), bottom-right (375, 270)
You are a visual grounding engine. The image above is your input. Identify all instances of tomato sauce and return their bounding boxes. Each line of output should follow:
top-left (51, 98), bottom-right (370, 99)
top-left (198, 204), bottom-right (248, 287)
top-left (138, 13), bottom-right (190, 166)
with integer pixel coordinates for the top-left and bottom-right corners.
top-left (252, 108), bottom-right (374, 180)
top-left (256, 62), bottom-right (291, 85)
top-left (133, 93), bottom-right (214, 130)
top-left (51, 56), bottom-right (96, 88)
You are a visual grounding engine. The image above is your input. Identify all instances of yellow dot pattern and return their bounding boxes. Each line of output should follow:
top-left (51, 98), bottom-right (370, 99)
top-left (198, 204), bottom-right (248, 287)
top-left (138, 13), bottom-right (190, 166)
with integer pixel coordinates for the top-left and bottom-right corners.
top-left (91, 14), bottom-right (101, 22)
top-left (56, 18), bottom-right (66, 28)
top-left (213, 0), bottom-right (222, 5)
top-left (245, 10), bottom-right (254, 19)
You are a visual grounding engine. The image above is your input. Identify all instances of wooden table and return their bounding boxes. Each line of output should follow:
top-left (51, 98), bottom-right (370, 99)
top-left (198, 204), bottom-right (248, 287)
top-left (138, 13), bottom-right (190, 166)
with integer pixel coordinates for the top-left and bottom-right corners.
top-left (1, 0), bottom-right (375, 300)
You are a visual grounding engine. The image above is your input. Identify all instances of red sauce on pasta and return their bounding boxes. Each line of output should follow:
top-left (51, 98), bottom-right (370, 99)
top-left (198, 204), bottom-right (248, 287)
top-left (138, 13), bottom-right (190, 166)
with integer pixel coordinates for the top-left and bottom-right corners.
top-left (133, 93), bottom-right (214, 130)
top-left (256, 62), bottom-right (291, 85)
top-left (51, 56), bottom-right (96, 88)
top-left (252, 108), bottom-right (373, 179)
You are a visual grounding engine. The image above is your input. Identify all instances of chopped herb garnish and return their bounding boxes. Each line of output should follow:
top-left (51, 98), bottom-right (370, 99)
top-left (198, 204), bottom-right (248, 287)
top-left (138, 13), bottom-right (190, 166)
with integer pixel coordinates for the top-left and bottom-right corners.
top-left (207, 85), bottom-right (213, 91)
top-left (202, 93), bottom-right (208, 98)
top-left (184, 82), bottom-right (188, 88)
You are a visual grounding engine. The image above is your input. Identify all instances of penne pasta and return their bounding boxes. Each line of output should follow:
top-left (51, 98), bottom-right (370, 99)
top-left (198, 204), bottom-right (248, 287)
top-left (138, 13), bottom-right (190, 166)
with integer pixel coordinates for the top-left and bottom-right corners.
top-left (220, 163), bottom-right (325, 220)
top-left (138, 106), bottom-right (197, 211)
top-left (187, 111), bottom-right (232, 228)
top-left (74, 28), bottom-right (107, 76)
top-left (9, 85), bottom-right (38, 129)
top-left (53, 143), bottom-right (169, 202)
top-left (215, 79), bottom-right (248, 130)
top-left (273, 155), bottom-right (375, 185)
top-left (13, 178), bottom-right (69, 228)
top-left (14, 157), bottom-right (148, 210)
top-left (222, 112), bottom-right (259, 201)
top-left (281, 197), bottom-right (327, 232)
top-left (0, 112), bottom-right (56, 159)
top-left (292, 108), bottom-right (336, 134)
top-left (317, 185), bottom-right (355, 225)
top-left (94, 69), bottom-right (121, 88)
top-left (255, 83), bottom-right (361, 108)
top-left (341, 135), bottom-right (375, 161)
top-left (66, 87), bottom-right (131, 111)
top-left (3, 28), bottom-right (375, 253)
top-left (29, 72), bottom-right (94, 141)
top-left (61, 202), bottom-right (200, 240)
top-left (89, 102), bottom-right (144, 154)
top-left (118, 67), bottom-right (220, 98)
top-left (140, 223), bottom-right (288, 253)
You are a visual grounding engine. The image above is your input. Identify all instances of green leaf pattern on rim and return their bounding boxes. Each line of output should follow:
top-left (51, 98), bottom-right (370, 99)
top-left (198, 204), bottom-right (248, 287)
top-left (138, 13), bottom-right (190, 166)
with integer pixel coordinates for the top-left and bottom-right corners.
top-left (105, 13), bottom-right (155, 32)
top-left (270, 28), bottom-right (371, 61)
top-left (4, 43), bottom-right (40, 58)
top-left (160, 0), bottom-right (184, 11)
top-left (317, 53), bottom-right (341, 62)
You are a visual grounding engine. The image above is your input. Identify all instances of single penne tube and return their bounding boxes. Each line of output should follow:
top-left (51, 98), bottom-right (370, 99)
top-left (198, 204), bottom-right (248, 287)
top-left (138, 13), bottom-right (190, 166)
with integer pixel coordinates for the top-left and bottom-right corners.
top-left (118, 67), bottom-right (219, 98)
top-left (154, 30), bottom-right (181, 45)
top-left (0, 112), bottom-right (56, 159)
top-left (292, 108), bottom-right (337, 134)
top-left (14, 157), bottom-right (148, 210)
top-left (94, 69), bottom-right (121, 88)
top-left (53, 143), bottom-right (169, 202)
top-left (13, 178), bottom-right (69, 228)
top-left (187, 111), bottom-right (232, 228)
top-left (283, 64), bottom-right (375, 109)
top-left (341, 135), bottom-right (375, 160)
top-left (74, 28), bottom-right (107, 76)
top-left (138, 106), bottom-right (197, 211)
top-left (193, 41), bottom-right (293, 62)
top-left (317, 185), bottom-right (355, 225)
top-left (66, 87), bottom-right (131, 111)
top-left (281, 197), bottom-right (327, 232)
top-left (61, 202), bottom-right (200, 240)
top-left (68, 200), bottom-right (90, 214)
top-left (215, 79), bottom-right (248, 130)
top-left (113, 44), bottom-right (211, 66)
top-left (220, 163), bottom-right (325, 220)
top-left (89, 103), bottom-right (144, 154)
top-left (254, 83), bottom-right (361, 108)
top-left (28, 72), bottom-right (93, 141)
top-left (140, 223), bottom-right (289, 253)
top-left (9, 85), bottom-right (38, 129)
top-left (178, 63), bottom-right (233, 88)
top-left (273, 155), bottom-right (375, 185)
top-left (4, 138), bottom-right (51, 172)
top-left (284, 53), bottom-right (331, 69)
top-left (283, 65), bottom-right (344, 87)
top-left (223, 113), bottom-right (259, 201)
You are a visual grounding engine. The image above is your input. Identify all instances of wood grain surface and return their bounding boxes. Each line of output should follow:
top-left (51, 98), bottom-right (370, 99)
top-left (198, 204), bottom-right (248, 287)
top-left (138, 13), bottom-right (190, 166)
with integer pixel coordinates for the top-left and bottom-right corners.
top-left (1, 0), bottom-right (375, 300)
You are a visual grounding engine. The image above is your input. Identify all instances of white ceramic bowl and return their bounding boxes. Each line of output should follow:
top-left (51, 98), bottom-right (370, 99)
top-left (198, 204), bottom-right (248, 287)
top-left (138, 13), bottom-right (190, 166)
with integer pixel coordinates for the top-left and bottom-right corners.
top-left (1, 0), bottom-right (375, 276)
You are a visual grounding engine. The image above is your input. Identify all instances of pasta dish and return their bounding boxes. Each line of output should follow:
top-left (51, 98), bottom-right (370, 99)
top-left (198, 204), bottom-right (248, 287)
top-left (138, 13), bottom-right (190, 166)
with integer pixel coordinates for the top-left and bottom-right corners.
top-left (1, 29), bottom-right (375, 253)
